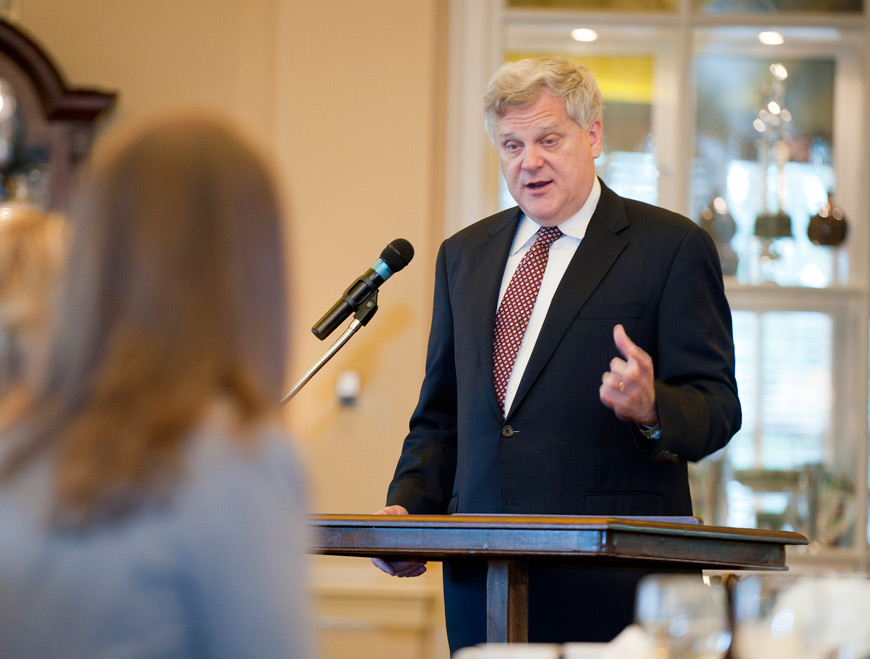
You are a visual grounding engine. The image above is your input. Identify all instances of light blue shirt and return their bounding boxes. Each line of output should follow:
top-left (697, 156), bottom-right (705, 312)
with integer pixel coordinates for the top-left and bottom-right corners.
top-left (0, 401), bottom-right (313, 659)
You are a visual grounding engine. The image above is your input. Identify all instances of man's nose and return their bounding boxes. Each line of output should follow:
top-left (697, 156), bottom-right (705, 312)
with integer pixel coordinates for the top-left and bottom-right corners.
top-left (521, 144), bottom-right (542, 171)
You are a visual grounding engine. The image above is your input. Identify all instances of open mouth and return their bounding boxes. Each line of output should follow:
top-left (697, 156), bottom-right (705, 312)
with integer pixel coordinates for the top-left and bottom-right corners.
top-left (527, 181), bottom-right (551, 190)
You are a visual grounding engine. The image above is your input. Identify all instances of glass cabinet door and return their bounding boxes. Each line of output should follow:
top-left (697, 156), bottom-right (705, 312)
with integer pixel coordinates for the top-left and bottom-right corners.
top-left (693, 0), bottom-right (862, 13)
top-left (495, 0), bottom-right (870, 561)
top-left (500, 24), bottom-right (678, 209)
top-left (691, 307), bottom-right (859, 551)
top-left (690, 37), bottom-right (849, 288)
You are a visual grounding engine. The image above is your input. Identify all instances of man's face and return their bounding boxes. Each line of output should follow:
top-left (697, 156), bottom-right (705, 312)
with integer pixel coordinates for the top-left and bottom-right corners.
top-left (494, 92), bottom-right (602, 227)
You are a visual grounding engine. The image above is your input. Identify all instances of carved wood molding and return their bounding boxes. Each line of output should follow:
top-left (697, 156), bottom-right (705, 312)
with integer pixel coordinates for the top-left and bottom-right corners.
top-left (0, 18), bottom-right (115, 121)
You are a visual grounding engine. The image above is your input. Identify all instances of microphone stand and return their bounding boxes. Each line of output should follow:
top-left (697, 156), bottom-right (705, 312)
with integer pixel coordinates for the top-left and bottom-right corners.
top-left (280, 291), bottom-right (379, 405)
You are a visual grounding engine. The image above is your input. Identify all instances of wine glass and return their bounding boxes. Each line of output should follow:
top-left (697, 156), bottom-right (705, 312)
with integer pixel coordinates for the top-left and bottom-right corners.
top-left (635, 573), bottom-right (731, 658)
top-left (732, 574), bottom-right (870, 659)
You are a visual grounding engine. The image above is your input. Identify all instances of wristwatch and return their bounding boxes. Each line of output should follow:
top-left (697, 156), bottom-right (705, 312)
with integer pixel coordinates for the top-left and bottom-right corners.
top-left (638, 422), bottom-right (662, 440)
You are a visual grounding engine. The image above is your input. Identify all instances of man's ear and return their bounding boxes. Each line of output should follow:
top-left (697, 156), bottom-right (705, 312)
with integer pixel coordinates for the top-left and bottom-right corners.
top-left (588, 119), bottom-right (604, 158)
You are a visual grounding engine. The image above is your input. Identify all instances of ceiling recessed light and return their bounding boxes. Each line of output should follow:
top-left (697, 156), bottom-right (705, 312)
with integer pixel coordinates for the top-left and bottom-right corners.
top-left (571, 28), bottom-right (598, 43)
top-left (759, 30), bottom-right (785, 45)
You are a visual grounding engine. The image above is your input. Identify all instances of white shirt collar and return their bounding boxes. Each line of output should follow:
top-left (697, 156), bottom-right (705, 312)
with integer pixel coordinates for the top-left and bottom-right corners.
top-left (510, 176), bottom-right (601, 255)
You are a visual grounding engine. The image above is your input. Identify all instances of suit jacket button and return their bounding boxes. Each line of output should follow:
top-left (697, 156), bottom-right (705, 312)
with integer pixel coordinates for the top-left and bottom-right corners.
top-left (501, 425), bottom-right (514, 437)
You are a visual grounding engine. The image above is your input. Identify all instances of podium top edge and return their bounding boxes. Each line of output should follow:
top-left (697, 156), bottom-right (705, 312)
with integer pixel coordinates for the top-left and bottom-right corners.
top-left (310, 513), bottom-right (809, 545)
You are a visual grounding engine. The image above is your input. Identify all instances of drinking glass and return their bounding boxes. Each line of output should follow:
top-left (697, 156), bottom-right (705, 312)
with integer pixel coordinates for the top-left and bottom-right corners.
top-left (635, 573), bottom-right (731, 658)
top-left (732, 574), bottom-right (868, 659)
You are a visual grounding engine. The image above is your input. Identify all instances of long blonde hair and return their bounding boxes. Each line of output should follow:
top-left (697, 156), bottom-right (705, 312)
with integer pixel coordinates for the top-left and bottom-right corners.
top-left (1, 112), bottom-right (290, 527)
top-left (0, 205), bottom-right (65, 391)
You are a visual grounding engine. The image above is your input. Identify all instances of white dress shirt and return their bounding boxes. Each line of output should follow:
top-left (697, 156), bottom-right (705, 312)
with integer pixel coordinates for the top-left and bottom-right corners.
top-left (497, 177), bottom-right (601, 416)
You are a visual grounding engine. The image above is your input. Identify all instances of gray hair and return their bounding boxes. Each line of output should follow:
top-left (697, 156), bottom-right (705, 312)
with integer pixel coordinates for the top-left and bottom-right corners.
top-left (484, 57), bottom-right (603, 140)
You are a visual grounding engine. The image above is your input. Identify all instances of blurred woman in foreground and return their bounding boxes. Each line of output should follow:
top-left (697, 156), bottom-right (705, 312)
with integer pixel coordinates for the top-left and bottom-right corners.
top-left (0, 112), bottom-right (312, 658)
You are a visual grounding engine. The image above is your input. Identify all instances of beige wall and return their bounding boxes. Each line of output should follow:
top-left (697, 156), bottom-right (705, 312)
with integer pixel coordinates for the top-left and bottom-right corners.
top-left (17, 1), bottom-right (449, 656)
top-left (17, 0), bottom-right (446, 512)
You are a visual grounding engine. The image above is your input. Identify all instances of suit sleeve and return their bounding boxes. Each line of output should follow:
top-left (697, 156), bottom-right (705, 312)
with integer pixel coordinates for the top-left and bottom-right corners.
top-left (386, 243), bottom-right (458, 513)
top-left (646, 226), bottom-right (742, 463)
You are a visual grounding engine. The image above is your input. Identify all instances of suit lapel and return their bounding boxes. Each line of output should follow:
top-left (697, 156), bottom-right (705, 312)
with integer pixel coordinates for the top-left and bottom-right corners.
top-left (508, 183), bottom-right (629, 417)
top-left (472, 208), bottom-right (522, 418)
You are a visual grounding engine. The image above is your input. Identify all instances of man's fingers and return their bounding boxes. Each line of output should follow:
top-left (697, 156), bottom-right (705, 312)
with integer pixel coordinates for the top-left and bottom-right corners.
top-left (395, 561), bottom-right (428, 577)
top-left (371, 507), bottom-right (422, 577)
top-left (371, 557), bottom-right (397, 576)
top-left (371, 556), bottom-right (427, 578)
top-left (612, 324), bottom-right (634, 359)
top-left (374, 504), bottom-right (409, 516)
top-left (602, 370), bottom-right (625, 393)
top-left (613, 324), bottom-right (652, 375)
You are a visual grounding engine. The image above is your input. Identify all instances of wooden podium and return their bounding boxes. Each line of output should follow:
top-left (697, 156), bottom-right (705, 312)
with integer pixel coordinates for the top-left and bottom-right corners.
top-left (311, 513), bottom-right (807, 643)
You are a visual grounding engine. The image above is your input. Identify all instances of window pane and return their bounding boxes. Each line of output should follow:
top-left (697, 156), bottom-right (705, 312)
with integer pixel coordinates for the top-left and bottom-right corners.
top-left (731, 311), bottom-right (832, 470)
top-left (692, 54), bottom-right (839, 286)
top-left (509, 0), bottom-right (676, 11)
top-left (691, 310), bottom-right (856, 549)
top-left (694, 0), bottom-right (862, 13)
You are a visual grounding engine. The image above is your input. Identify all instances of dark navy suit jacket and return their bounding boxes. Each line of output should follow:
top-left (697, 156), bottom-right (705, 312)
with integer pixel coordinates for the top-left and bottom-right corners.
top-left (386, 180), bottom-right (741, 649)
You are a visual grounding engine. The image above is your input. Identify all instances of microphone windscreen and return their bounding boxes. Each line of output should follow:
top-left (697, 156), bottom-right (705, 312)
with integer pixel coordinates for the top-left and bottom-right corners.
top-left (380, 239), bottom-right (414, 273)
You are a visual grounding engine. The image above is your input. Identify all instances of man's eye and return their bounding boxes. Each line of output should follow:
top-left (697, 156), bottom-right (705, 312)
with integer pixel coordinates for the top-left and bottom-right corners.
top-left (505, 143), bottom-right (520, 151)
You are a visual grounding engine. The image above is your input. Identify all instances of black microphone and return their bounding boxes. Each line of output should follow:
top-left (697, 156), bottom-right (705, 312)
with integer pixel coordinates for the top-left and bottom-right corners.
top-left (312, 238), bottom-right (414, 340)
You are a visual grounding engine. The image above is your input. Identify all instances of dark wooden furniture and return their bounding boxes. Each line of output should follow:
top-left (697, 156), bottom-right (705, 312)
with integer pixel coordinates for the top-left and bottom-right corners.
top-left (311, 513), bottom-right (808, 643)
top-left (0, 18), bottom-right (115, 211)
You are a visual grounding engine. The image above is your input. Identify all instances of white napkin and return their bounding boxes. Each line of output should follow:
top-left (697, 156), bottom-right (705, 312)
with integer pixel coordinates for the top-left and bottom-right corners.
top-left (452, 643), bottom-right (561, 658)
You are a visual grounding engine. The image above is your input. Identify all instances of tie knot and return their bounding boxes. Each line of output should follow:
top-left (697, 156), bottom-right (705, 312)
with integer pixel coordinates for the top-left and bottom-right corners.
top-left (536, 226), bottom-right (562, 248)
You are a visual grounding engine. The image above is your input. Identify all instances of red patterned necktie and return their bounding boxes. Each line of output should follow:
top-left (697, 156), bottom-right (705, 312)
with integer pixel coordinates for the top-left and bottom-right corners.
top-left (493, 226), bottom-right (563, 415)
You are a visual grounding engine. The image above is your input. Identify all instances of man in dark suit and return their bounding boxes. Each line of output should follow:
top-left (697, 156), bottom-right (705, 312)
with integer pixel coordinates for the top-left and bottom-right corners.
top-left (372, 56), bottom-right (741, 652)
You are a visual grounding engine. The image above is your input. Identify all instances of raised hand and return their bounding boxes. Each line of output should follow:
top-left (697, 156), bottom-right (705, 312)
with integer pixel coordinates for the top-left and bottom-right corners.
top-left (599, 324), bottom-right (658, 427)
